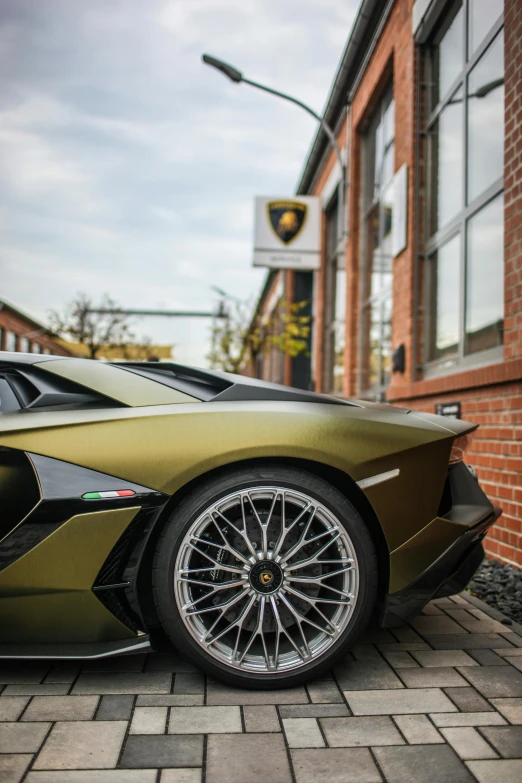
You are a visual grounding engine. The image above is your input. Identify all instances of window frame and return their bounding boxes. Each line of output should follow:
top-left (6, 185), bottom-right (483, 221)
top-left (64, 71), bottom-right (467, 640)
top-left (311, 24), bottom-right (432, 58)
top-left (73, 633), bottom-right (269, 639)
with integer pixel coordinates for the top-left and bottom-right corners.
top-left (423, 0), bottom-right (504, 378)
top-left (358, 83), bottom-right (395, 401)
top-left (322, 190), bottom-right (345, 394)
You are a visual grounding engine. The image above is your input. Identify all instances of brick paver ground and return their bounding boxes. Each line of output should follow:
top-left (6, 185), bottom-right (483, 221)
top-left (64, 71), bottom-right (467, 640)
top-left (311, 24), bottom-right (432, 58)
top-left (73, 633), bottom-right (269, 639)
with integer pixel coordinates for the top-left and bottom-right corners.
top-left (1, 592), bottom-right (522, 782)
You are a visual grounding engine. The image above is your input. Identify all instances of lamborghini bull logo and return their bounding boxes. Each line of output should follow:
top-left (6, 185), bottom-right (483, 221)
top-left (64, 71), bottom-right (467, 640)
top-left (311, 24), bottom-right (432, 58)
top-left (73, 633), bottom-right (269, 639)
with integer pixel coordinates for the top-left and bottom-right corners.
top-left (259, 570), bottom-right (273, 585)
top-left (267, 200), bottom-right (307, 245)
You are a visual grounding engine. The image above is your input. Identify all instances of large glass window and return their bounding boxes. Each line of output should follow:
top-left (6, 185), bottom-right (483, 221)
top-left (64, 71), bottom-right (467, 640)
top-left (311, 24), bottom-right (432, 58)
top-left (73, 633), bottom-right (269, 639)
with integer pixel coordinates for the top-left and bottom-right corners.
top-left (360, 87), bottom-right (394, 400)
top-left (426, 0), bottom-right (503, 372)
top-left (6, 332), bottom-right (17, 352)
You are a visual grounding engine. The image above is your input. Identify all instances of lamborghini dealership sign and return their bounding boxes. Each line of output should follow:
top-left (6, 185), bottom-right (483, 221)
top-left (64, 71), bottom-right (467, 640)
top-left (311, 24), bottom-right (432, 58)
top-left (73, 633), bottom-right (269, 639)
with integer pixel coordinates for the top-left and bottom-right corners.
top-left (253, 196), bottom-right (321, 270)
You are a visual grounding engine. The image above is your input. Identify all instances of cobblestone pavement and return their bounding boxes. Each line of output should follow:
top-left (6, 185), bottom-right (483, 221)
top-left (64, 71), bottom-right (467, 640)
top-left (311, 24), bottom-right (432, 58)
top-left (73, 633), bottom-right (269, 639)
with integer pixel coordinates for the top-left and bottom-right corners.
top-left (1, 593), bottom-right (522, 783)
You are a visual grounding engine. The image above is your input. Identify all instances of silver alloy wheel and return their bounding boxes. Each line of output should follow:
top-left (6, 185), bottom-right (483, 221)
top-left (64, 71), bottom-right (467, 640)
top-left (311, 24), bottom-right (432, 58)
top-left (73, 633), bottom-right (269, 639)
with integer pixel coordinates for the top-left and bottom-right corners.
top-left (174, 486), bottom-right (359, 674)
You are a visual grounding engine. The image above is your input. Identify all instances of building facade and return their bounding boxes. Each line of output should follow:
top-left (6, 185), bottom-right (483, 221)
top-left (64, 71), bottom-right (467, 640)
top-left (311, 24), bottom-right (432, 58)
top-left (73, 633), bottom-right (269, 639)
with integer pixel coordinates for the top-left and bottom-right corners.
top-left (247, 0), bottom-right (522, 567)
top-left (0, 301), bottom-right (74, 357)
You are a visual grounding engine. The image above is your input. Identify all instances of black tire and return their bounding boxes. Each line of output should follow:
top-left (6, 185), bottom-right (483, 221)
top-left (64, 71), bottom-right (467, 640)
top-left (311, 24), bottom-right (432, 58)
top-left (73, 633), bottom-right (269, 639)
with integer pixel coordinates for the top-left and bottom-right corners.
top-left (152, 464), bottom-right (378, 689)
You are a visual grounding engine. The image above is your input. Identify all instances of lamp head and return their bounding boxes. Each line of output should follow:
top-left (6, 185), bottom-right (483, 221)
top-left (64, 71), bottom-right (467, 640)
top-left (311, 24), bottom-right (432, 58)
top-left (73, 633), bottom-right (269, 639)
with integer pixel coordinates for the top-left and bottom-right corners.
top-left (202, 54), bottom-right (243, 83)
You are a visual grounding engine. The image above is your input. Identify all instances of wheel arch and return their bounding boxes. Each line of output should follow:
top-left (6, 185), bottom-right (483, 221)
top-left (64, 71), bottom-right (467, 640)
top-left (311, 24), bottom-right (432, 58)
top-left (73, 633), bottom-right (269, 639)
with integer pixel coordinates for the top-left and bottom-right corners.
top-left (134, 456), bottom-right (390, 631)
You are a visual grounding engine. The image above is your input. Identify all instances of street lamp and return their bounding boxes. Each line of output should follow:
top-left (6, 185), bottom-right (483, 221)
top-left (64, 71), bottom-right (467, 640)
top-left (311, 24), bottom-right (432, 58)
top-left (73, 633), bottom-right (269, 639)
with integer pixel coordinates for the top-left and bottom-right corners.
top-left (202, 54), bottom-right (347, 245)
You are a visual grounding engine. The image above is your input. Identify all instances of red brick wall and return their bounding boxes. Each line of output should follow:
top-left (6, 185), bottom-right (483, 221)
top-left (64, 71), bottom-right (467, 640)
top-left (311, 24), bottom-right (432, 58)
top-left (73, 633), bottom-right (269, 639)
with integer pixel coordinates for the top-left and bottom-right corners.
top-left (0, 307), bottom-right (73, 356)
top-left (400, 382), bottom-right (522, 568)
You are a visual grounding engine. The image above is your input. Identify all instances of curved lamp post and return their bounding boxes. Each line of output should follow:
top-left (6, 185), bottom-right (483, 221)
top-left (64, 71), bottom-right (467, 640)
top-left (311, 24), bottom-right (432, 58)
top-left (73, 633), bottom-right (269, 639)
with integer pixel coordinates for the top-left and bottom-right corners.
top-left (202, 54), bottom-right (347, 243)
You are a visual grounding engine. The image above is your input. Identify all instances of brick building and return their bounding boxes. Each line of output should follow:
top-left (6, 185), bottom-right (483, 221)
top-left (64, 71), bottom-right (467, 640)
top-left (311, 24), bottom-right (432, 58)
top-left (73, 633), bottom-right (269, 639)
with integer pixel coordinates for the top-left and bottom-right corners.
top-left (0, 301), bottom-right (74, 357)
top-left (246, 0), bottom-right (522, 567)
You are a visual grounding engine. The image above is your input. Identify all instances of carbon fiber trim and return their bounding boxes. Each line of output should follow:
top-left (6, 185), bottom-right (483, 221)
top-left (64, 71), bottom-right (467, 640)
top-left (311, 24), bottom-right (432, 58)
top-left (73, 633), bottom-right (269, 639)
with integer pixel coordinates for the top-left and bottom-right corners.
top-left (0, 635), bottom-right (151, 659)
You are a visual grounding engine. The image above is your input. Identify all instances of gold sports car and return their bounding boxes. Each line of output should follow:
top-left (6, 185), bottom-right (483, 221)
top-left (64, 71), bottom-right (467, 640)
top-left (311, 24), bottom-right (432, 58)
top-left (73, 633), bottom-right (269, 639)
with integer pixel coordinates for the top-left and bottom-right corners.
top-left (0, 352), bottom-right (501, 688)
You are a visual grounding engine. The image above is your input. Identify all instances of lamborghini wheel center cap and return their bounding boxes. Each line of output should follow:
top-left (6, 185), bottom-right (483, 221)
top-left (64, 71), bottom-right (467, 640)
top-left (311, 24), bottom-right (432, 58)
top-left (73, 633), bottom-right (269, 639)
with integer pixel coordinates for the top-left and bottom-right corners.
top-left (250, 560), bottom-right (283, 594)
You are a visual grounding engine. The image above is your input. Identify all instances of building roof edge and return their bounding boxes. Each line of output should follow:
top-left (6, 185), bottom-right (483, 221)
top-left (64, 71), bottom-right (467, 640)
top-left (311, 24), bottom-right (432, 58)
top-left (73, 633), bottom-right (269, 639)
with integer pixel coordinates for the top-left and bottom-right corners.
top-left (295, 0), bottom-right (390, 195)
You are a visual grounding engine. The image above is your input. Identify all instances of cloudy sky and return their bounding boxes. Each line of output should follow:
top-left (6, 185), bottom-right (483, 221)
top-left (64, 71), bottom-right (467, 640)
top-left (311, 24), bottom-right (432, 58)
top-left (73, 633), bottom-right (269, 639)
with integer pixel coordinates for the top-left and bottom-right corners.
top-left (1, 0), bottom-right (357, 364)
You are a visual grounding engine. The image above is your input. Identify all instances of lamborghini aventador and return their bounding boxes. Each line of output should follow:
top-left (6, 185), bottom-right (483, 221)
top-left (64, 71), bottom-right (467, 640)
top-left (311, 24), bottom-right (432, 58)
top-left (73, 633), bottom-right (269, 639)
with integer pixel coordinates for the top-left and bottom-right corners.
top-left (0, 352), bottom-right (501, 688)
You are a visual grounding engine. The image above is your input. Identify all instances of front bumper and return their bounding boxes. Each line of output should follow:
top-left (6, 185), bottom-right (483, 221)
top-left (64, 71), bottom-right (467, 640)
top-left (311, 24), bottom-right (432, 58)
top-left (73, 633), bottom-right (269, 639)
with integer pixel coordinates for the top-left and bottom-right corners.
top-left (381, 462), bottom-right (502, 627)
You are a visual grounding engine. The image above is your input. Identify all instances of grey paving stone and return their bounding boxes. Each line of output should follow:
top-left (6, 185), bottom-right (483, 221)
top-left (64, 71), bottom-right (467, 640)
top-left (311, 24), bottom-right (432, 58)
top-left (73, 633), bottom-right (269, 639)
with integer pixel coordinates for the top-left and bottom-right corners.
top-left (33, 721), bottom-right (127, 770)
top-left (458, 666), bottom-right (522, 698)
top-left (137, 695), bottom-right (204, 707)
top-left (130, 706), bottom-right (167, 734)
top-left (334, 660), bottom-right (403, 691)
top-left (450, 592), bottom-right (468, 609)
top-left (0, 722), bottom-right (50, 753)
top-left (321, 715), bottom-right (403, 747)
top-left (467, 649), bottom-right (508, 666)
top-left (493, 648), bottom-right (522, 657)
top-left (161, 771), bottom-right (202, 783)
top-left (22, 696), bottom-right (99, 722)
top-left (441, 727), bottom-right (498, 760)
top-left (345, 688), bottom-right (456, 715)
top-left (206, 733), bottom-right (291, 783)
top-left (391, 626), bottom-right (426, 644)
top-left (168, 706), bottom-right (241, 734)
top-left (307, 678), bottom-right (343, 703)
top-left (243, 705), bottom-right (280, 732)
top-left (360, 626), bottom-right (396, 644)
top-left (44, 663), bottom-right (81, 683)
top-left (425, 634), bottom-right (507, 649)
top-left (351, 644), bottom-right (382, 661)
top-left (378, 642), bottom-right (431, 652)
top-left (411, 615), bottom-right (469, 635)
top-left (501, 633), bottom-right (522, 648)
top-left (26, 772), bottom-right (158, 782)
top-left (0, 753), bottom-right (32, 783)
top-left (0, 696), bottom-right (29, 721)
top-left (507, 657), bottom-right (522, 672)
top-left (381, 651), bottom-right (419, 668)
top-left (444, 687), bottom-right (494, 712)
top-left (206, 682), bottom-right (307, 705)
top-left (291, 748), bottom-right (381, 783)
top-left (283, 718), bottom-right (325, 748)
top-left (72, 672), bottom-right (171, 695)
top-left (0, 665), bottom-right (48, 685)
top-left (445, 609), bottom-right (507, 635)
top-left (2, 684), bottom-right (69, 696)
top-left (432, 712), bottom-right (507, 727)
top-left (373, 744), bottom-right (474, 782)
top-left (279, 704), bottom-right (350, 718)
top-left (82, 654), bottom-right (147, 672)
top-left (480, 726), bottom-right (522, 758)
top-left (466, 759), bottom-right (522, 782)
top-left (490, 698), bottom-right (522, 724)
top-left (173, 673), bottom-right (204, 695)
top-left (398, 667), bottom-right (469, 688)
top-left (120, 735), bottom-right (203, 769)
top-left (422, 603), bottom-right (444, 615)
top-left (146, 655), bottom-right (198, 673)
top-left (412, 650), bottom-right (478, 668)
top-left (393, 714), bottom-right (444, 744)
top-left (96, 695), bottom-right (134, 721)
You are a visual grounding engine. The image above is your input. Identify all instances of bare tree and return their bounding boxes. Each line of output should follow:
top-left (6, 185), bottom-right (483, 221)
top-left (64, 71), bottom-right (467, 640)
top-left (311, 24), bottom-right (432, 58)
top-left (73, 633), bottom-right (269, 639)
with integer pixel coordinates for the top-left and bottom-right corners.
top-left (49, 293), bottom-right (150, 360)
top-left (208, 299), bottom-right (310, 374)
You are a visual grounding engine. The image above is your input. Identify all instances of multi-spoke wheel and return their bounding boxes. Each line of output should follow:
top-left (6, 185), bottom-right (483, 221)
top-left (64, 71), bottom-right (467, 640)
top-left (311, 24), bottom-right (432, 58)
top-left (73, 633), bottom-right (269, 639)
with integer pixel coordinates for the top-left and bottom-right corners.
top-left (153, 466), bottom-right (377, 688)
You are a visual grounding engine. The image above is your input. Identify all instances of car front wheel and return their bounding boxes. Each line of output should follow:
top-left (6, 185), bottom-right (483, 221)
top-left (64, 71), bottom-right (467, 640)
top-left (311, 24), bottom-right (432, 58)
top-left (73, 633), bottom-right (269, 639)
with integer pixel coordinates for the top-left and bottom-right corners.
top-left (152, 465), bottom-right (377, 689)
